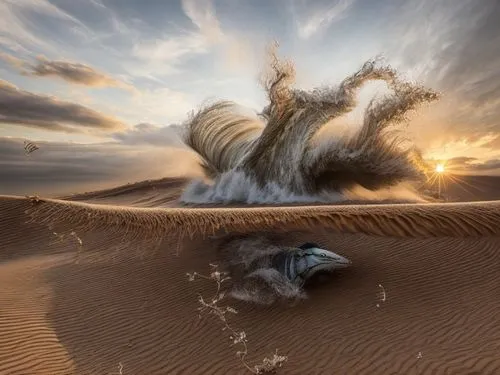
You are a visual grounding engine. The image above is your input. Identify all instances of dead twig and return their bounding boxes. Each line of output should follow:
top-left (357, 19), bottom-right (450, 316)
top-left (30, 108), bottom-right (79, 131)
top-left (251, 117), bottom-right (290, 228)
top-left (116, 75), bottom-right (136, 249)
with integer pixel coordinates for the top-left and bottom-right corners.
top-left (187, 264), bottom-right (287, 374)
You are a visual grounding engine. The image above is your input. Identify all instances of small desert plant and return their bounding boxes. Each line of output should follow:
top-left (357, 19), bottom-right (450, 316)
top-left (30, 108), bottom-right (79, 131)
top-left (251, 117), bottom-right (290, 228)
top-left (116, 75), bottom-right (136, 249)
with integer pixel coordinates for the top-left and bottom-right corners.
top-left (187, 264), bottom-right (287, 374)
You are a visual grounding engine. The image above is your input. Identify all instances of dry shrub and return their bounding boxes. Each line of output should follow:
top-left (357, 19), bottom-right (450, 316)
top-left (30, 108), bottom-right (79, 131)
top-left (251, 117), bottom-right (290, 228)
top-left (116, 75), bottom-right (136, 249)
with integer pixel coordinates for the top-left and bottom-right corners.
top-left (187, 264), bottom-right (287, 374)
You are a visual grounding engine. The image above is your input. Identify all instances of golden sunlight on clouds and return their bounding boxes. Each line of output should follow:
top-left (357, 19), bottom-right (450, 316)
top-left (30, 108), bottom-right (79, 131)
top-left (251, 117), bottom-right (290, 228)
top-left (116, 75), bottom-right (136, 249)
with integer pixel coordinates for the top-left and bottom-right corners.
top-left (424, 134), bottom-right (500, 163)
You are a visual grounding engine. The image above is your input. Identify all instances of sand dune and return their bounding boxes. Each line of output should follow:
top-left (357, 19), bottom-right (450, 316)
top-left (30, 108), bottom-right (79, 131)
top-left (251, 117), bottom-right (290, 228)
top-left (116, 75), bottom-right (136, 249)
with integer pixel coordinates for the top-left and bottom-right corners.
top-left (1, 181), bottom-right (500, 374)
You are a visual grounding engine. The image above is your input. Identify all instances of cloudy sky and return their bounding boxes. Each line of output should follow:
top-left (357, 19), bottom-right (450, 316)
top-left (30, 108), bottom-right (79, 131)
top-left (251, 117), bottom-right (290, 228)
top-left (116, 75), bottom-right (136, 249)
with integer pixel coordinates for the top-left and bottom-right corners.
top-left (0, 0), bottom-right (499, 195)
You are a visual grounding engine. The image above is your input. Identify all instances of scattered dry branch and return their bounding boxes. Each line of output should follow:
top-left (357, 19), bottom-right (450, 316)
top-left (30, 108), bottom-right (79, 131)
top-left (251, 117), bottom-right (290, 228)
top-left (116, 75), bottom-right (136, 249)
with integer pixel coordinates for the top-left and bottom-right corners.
top-left (187, 264), bottom-right (287, 374)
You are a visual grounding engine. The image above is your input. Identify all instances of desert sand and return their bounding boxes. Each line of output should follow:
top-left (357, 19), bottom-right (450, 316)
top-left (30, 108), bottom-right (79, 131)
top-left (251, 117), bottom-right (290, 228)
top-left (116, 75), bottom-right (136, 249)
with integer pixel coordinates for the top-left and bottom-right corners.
top-left (1, 176), bottom-right (500, 374)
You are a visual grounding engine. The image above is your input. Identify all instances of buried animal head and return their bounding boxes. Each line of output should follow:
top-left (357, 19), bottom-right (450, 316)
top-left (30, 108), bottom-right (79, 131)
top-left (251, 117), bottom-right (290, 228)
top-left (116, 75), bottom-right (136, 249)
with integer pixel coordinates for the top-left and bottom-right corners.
top-left (294, 242), bottom-right (351, 283)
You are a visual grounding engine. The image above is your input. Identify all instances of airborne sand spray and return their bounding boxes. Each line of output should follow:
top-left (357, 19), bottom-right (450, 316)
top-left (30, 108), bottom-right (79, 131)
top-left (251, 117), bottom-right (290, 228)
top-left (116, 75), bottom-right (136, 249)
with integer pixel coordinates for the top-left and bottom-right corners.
top-left (180, 43), bottom-right (439, 204)
top-left (215, 234), bottom-right (308, 304)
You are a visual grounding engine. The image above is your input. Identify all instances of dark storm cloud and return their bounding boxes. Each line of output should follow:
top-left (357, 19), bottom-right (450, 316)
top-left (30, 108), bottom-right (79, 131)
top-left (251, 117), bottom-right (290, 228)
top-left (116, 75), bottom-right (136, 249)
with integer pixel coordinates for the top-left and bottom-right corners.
top-left (0, 137), bottom-right (198, 197)
top-left (465, 159), bottom-right (500, 172)
top-left (440, 156), bottom-right (500, 174)
top-left (0, 53), bottom-right (131, 89)
top-left (0, 137), bottom-right (135, 196)
top-left (446, 157), bottom-right (478, 166)
top-left (0, 79), bottom-right (125, 132)
top-left (25, 57), bottom-right (131, 88)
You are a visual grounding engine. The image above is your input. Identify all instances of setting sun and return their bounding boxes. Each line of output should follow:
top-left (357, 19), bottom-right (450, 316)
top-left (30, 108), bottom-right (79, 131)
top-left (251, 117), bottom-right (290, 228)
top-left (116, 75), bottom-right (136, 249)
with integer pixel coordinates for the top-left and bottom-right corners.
top-left (436, 164), bottom-right (445, 173)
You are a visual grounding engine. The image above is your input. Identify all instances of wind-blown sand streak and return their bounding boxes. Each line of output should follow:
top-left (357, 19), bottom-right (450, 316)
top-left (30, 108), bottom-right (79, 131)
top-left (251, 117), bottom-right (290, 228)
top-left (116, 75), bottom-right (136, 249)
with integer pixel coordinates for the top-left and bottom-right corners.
top-left (1, 190), bottom-right (500, 374)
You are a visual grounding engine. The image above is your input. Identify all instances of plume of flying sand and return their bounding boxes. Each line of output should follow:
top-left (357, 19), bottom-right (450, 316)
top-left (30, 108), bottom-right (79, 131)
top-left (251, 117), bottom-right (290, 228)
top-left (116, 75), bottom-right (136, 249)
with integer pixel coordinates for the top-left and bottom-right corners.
top-left (181, 101), bottom-right (264, 178)
top-left (180, 44), bottom-right (439, 204)
top-left (230, 268), bottom-right (307, 305)
top-left (342, 183), bottom-right (427, 203)
top-left (214, 234), bottom-right (312, 304)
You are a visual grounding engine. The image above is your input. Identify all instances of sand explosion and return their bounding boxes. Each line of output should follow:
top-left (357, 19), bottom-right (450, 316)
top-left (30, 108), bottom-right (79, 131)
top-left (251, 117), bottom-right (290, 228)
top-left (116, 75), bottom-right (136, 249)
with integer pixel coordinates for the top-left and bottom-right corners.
top-left (180, 44), bottom-right (439, 204)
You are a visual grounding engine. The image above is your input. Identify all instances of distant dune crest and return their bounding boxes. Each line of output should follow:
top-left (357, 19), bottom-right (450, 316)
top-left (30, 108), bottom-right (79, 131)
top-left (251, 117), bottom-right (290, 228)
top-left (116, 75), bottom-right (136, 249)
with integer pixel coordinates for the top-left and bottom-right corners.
top-left (180, 44), bottom-right (439, 204)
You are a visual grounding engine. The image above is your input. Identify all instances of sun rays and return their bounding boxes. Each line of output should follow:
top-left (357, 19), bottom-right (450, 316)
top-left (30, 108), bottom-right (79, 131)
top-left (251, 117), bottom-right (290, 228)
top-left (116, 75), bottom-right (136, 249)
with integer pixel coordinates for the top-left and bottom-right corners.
top-left (423, 160), bottom-right (485, 200)
top-left (425, 162), bottom-right (448, 199)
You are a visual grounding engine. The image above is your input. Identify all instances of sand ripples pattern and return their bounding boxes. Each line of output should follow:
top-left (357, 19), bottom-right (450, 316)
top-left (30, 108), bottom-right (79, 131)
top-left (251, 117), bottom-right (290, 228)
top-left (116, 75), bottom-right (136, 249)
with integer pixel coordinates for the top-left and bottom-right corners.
top-left (1, 191), bottom-right (500, 374)
top-left (22, 196), bottom-right (500, 241)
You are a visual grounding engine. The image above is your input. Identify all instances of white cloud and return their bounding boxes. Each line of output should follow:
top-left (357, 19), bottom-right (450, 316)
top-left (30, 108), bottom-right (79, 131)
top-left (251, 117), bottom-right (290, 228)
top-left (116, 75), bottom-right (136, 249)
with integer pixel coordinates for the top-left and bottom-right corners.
top-left (130, 0), bottom-right (256, 78)
top-left (129, 87), bottom-right (194, 123)
top-left (131, 32), bottom-right (208, 76)
top-left (294, 0), bottom-right (355, 40)
top-left (424, 134), bottom-right (500, 164)
top-left (130, 0), bottom-right (223, 77)
top-left (181, 0), bottom-right (224, 43)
